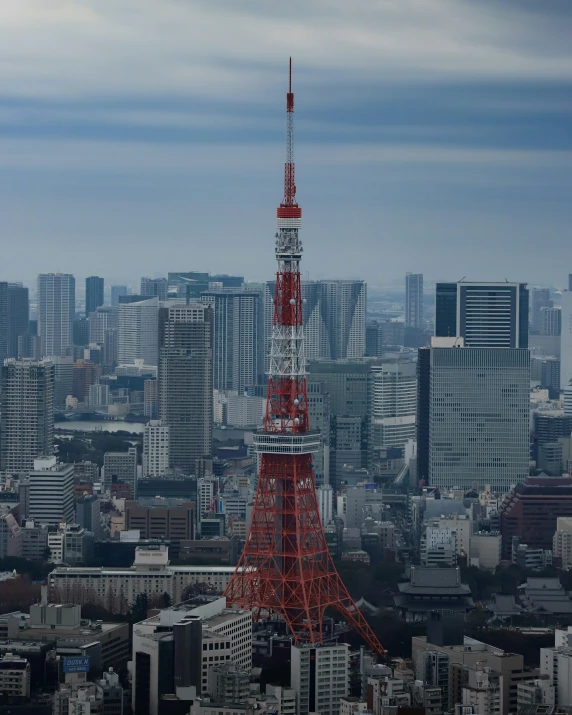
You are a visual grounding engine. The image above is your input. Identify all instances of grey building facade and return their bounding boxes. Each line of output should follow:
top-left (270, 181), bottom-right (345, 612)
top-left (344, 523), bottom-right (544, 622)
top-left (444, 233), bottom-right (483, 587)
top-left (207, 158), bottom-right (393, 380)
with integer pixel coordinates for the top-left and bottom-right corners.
top-left (0, 359), bottom-right (55, 472)
top-left (405, 273), bottom-right (424, 329)
top-left (85, 276), bottom-right (104, 317)
top-left (37, 273), bottom-right (76, 358)
top-left (201, 289), bottom-right (263, 392)
top-left (158, 303), bottom-right (214, 472)
top-left (420, 346), bottom-right (530, 493)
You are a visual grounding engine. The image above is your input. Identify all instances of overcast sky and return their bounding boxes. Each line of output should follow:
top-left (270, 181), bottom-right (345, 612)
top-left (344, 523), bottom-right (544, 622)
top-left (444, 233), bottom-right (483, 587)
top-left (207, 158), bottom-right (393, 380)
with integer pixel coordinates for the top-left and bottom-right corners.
top-left (1, 0), bottom-right (571, 291)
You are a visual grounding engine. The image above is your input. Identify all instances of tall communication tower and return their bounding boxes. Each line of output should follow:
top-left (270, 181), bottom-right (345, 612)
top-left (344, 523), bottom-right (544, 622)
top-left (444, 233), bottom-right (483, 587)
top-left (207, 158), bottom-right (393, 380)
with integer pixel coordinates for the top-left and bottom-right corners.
top-left (224, 60), bottom-right (384, 654)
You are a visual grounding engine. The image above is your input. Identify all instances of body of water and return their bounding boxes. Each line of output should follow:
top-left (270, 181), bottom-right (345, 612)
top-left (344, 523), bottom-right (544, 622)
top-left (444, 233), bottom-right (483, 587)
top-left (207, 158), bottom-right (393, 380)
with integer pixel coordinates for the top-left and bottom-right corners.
top-left (55, 420), bottom-right (145, 434)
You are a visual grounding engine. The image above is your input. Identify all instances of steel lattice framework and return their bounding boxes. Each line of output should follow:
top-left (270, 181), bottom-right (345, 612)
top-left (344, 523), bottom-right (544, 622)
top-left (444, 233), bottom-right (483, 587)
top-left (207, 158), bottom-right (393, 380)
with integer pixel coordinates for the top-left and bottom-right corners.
top-left (224, 60), bottom-right (385, 654)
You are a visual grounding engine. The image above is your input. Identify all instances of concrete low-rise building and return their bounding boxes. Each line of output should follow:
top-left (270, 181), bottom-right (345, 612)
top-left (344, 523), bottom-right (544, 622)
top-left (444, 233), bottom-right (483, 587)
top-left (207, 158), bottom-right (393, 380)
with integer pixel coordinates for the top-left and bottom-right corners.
top-left (49, 545), bottom-right (238, 611)
top-left (0, 652), bottom-right (31, 698)
top-left (0, 604), bottom-right (129, 671)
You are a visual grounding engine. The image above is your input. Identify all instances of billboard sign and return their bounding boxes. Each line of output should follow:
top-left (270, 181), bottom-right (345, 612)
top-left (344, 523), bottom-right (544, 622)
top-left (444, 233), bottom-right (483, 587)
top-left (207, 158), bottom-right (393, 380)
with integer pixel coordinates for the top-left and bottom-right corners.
top-left (63, 656), bottom-right (90, 674)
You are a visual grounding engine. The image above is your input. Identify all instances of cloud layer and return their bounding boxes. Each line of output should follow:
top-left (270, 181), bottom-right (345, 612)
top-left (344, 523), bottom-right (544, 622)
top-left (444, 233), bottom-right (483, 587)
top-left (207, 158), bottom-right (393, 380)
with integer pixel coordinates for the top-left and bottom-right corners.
top-left (0, 0), bottom-right (570, 289)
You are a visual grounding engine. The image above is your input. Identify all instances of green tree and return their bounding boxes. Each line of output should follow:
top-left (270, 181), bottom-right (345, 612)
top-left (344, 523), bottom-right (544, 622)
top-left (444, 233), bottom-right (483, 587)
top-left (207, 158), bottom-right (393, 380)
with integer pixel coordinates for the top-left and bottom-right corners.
top-left (162, 592), bottom-right (173, 608)
top-left (130, 593), bottom-right (149, 623)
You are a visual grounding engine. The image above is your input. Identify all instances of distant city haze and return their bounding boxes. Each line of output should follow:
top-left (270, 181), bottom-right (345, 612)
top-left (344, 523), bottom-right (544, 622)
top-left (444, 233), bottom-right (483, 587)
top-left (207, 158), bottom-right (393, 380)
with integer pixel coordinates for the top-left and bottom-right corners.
top-left (0, 2), bottom-right (570, 288)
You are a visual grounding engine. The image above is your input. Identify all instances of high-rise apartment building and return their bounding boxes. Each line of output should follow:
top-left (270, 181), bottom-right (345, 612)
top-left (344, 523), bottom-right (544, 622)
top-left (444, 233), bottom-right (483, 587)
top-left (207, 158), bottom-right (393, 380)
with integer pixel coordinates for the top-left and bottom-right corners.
top-left (85, 276), bottom-right (104, 316)
top-left (141, 277), bottom-right (168, 300)
top-left (320, 280), bottom-right (366, 359)
top-left (200, 289), bottom-right (263, 392)
top-left (365, 320), bottom-right (384, 358)
top-left (111, 285), bottom-right (129, 307)
top-left (531, 288), bottom-right (552, 333)
top-left (418, 341), bottom-right (530, 492)
top-left (118, 297), bottom-right (159, 366)
top-left (541, 306), bottom-right (561, 336)
top-left (6, 283), bottom-right (29, 359)
top-left (51, 355), bottom-right (74, 407)
top-left (27, 456), bottom-right (75, 525)
top-left (370, 360), bottom-right (417, 452)
top-left (143, 420), bottom-right (170, 476)
top-left (88, 306), bottom-right (117, 345)
top-left (158, 303), bottom-right (213, 472)
top-left (435, 281), bottom-right (529, 349)
top-left (0, 359), bottom-right (55, 472)
top-left (264, 280), bottom-right (366, 367)
top-left (0, 283), bottom-right (7, 361)
top-left (291, 643), bottom-right (350, 715)
top-left (37, 273), bottom-right (76, 357)
top-left (560, 292), bottom-right (572, 389)
top-left (405, 273), bottom-right (424, 329)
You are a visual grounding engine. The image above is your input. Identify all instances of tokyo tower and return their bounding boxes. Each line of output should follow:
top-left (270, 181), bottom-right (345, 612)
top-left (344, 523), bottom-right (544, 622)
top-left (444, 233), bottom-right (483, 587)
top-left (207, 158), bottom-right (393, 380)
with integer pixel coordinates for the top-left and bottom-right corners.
top-left (224, 60), bottom-right (385, 654)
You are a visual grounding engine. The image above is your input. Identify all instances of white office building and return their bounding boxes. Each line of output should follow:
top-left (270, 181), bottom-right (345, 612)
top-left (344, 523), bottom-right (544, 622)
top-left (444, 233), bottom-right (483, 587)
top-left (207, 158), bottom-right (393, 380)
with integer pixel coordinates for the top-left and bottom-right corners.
top-left (37, 273), bottom-right (75, 357)
top-left (317, 484), bottom-right (334, 525)
top-left (28, 457), bottom-right (75, 525)
top-left (370, 360), bottom-right (417, 451)
top-left (553, 517), bottom-right (572, 570)
top-left (291, 643), bottom-right (349, 715)
top-left (541, 645), bottom-right (572, 708)
top-left (118, 297), bottom-right (159, 367)
top-left (143, 420), bottom-right (170, 477)
top-left (50, 546), bottom-right (238, 608)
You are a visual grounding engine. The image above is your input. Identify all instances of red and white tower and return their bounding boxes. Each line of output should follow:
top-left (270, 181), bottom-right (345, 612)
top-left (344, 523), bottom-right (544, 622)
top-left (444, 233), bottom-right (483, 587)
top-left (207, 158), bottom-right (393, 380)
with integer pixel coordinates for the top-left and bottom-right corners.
top-left (224, 60), bottom-right (384, 654)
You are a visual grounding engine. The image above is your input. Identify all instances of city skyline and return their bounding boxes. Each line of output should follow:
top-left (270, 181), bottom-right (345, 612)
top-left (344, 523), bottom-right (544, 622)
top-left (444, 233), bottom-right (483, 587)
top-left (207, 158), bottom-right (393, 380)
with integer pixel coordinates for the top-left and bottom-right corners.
top-left (0, 2), bottom-right (570, 287)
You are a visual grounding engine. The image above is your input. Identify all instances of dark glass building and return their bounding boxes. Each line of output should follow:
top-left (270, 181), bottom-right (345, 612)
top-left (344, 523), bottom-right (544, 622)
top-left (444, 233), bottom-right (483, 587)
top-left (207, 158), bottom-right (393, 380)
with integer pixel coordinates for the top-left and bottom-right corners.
top-left (435, 281), bottom-right (529, 349)
top-left (85, 276), bottom-right (104, 316)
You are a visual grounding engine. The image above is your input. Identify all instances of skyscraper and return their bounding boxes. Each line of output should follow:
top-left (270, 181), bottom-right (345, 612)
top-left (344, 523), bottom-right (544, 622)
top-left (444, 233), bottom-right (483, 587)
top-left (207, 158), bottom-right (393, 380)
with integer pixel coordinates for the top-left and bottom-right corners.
top-left (27, 456), bottom-right (74, 525)
top-left (37, 274), bottom-right (75, 357)
top-left (365, 321), bottom-right (383, 358)
top-left (435, 281), bottom-right (529, 348)
top-left (405, 273), bottom-right (423, 329)
top-left (110, 284), bottom-right (129, 307)
top-left (541, 306), bottom-right (561, 336)
top-left (0, 283), bottom-right (8, 362)
top-left (0, 359), bottom-right (55, 472)
top-left (320, 280), bottom-right (366, 359)
top-left (560, 292), bottom-right (572, 389)
top-left (6, 283), bottom-right (29, 359)
top-left (117, 297), bottom-right (159, 366)
top-left (88, 306), bottom-right (117, 345)
top-left (530, 288), bottom-right (552, 333)
top-left (369, 360), bottom-right (417, 453)
top-left (201, 289), bottom-right (263, 392)
top-left (141, 277), bottom-right (168, 300)
top-left (417, 341), bottom-right (530, 492)
top-left (158, 303), bottom-right (213, 472)
top-left (85, 276), bottom-right (104, 316)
